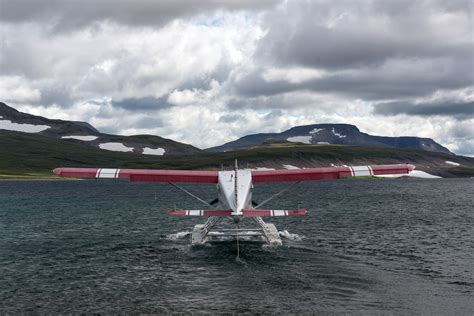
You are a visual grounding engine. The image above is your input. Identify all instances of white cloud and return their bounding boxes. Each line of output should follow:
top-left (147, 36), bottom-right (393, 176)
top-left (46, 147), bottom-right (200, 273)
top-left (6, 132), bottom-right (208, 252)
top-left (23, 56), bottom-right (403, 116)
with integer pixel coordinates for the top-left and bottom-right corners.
top-left (0, 0), bottom-right (472, 156)
top-left (0, 76), bottom-right (41, 103)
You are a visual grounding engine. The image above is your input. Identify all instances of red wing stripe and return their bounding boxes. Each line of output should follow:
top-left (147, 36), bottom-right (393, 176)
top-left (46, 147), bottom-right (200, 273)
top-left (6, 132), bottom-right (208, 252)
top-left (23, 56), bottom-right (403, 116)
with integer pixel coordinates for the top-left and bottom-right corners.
top-left (370, 164), bottom-right (415, 175)
top-left (252, 167), bottom-right (353, 183)
top-left (242, 210), bottom-right (272, 217)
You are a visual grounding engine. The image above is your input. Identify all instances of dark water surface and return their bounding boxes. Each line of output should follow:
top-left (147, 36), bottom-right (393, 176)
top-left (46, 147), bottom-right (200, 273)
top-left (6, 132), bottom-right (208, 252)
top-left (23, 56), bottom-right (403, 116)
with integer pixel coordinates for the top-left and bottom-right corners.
top-left (0, 178), bottom-right (473, 314)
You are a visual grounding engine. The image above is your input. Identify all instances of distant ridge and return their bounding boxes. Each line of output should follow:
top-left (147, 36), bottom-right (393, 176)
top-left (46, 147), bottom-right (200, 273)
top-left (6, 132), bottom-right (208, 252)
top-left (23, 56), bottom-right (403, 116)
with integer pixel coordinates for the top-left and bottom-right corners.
top-left (0, 102), bottom-right (202, 156)
top-left (0, 102), bottom-right (452, 156)
top-left (3, 101), bottom-right (470, 179)
top-left (206, 123), bottom-right (452, 154)
top-left (1, 129), bottom-right (473, 178)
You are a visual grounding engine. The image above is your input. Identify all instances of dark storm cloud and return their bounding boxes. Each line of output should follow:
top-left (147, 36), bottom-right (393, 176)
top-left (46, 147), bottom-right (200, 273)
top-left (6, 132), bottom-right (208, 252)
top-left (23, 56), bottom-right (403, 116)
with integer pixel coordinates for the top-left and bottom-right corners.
top-left (0, 0), bottom-right (277, 31)
top-left (233, 64), bottom-right (473, 101)
top-left (374, 100), bottom-right (474, 119)
top-left (256, 0), bottom-right (472, 70)
top-left (111, 96), bottom-right (172, 111)
top-left (236, 0), bottom-right (473, 103)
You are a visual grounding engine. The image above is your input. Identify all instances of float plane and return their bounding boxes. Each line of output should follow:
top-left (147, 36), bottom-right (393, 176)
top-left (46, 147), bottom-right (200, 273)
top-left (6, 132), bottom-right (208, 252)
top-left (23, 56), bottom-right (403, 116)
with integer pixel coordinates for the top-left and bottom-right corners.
top-left (53, 162), bottom-right (414, 253)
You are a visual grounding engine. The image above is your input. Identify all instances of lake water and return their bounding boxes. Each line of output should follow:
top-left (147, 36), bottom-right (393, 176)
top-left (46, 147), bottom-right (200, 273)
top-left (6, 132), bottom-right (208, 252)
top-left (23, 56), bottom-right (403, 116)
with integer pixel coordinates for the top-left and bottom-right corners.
top-left (0, 178), bottom-right (473, 314)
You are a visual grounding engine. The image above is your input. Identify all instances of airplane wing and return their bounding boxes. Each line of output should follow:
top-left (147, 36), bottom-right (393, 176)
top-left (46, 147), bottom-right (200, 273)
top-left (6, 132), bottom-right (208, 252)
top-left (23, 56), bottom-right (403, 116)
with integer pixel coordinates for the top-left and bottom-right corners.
top-left (53, 164), bottom-right (414, 183)
top-left (52, 167), bottom-right (218, 183)
top-left (251, 164), bottom-right (415, 183)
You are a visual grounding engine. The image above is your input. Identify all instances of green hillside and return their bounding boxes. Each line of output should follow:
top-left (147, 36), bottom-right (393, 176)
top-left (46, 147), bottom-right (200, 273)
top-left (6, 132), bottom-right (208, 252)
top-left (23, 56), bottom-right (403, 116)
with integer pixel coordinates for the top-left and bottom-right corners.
top-left (1, 130), bottom-right (473, 179)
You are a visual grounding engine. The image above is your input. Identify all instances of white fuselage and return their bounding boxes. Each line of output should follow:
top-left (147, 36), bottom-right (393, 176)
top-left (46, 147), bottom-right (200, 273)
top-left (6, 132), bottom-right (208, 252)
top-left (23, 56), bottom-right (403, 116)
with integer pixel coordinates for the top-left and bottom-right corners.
top-left (217, 170), bottom-right (253, 216)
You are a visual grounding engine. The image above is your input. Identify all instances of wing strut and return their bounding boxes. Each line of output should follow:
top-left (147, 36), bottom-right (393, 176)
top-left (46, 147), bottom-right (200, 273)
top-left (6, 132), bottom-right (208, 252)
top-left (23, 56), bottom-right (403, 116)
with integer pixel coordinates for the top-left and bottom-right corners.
top-left (168, 182), bottom-right (213, 207)
top-left (254, 181), bottom-right (301, 209)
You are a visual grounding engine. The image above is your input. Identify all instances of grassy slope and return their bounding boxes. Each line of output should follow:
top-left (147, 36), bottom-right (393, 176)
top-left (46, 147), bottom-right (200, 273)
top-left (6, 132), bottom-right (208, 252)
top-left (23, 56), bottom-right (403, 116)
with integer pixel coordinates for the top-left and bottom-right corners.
top-left (1, 130), bottom-right (473, 178)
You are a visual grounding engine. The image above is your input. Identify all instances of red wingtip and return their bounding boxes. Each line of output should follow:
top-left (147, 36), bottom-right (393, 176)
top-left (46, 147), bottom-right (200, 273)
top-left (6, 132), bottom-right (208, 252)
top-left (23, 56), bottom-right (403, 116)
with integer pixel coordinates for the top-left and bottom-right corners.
top-left (407, 164), bottom-right (416, 172)
top-left (52, 168), bottom-right (62, 176)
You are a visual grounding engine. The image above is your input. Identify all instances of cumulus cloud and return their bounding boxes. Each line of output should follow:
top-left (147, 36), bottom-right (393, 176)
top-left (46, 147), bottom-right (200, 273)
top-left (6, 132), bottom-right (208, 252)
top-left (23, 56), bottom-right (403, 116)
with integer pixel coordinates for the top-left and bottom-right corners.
top-left (0, 0), bottom-right (473, 155)
top-left (256, 0), bottom-right (471, 69)
top-left (241, 0), bottom-right (473, 101)
top-left (0, 76), bottom-right (41, 103)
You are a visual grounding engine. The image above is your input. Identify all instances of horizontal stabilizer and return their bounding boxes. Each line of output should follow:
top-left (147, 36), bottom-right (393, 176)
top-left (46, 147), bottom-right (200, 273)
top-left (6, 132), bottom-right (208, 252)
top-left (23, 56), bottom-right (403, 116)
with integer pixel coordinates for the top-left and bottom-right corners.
top-left (242, 209), bottom-right (307, 217)
top-left (168, 209), bottom-right (232, 216)
top-left (167, 209), bottom-right (307, 217)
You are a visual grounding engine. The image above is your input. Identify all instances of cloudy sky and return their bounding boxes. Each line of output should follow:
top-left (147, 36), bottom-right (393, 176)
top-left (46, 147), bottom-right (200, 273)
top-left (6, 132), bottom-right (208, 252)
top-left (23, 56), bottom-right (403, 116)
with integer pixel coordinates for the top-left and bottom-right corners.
top-left (1, 0), bottom-right (473, 155)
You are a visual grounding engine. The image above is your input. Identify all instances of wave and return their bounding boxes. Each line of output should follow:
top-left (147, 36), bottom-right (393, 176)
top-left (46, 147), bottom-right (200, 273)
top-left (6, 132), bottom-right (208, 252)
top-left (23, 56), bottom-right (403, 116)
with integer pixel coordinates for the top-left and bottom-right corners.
top-left (279, 230), bottom-right (303, 241)
top-left (166, 231), bottom-right (191, 240)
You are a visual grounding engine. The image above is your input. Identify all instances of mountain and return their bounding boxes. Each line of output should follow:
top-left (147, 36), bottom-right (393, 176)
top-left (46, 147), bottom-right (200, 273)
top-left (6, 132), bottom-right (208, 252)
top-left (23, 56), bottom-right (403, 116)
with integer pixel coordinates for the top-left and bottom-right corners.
top-left (2, 102), bottom-right (472, 179)
top-left (0, 102), bottom-right (202, 156)
top-left (206, 123), bottom-right (452, 154)
top-left (0, 130), bottom-right (473, 179)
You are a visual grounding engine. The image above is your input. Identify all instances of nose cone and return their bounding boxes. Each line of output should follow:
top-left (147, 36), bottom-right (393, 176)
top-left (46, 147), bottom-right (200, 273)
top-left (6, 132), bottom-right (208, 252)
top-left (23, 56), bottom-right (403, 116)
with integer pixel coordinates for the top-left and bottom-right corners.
top-left (407, 164), bottom-right (416, 172)
top-left (52, 168), bottom-right (62, 176)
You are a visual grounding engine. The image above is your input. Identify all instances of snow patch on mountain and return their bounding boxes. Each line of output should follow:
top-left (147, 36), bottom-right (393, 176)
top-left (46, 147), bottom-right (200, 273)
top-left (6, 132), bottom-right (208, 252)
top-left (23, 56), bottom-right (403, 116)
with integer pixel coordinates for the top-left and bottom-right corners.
top-left (99, 142), bottom-right (134, 152)
top-left (317, 142), bottom-right (330, 144)
top-left (408, 170), bottom-right (442, 178)
top-left (309, 128), bottom-right (324, 134)
top-left (0, 119), bottom-right (50, 133)
top-left (253, 167), bottom-right (275, 171)
top-left (61, 135), bottom-right (98, 141)
top-left (287, 136), bottom-right (312, 144)
top-left (283, 164), bottom-right (300, 169)
top-left (143, 147), bottom-right (166, 156)
top-left (445, 161), bottom-right (460, 166)
top-left (376, 170), bottom-right (441, 179)
top-left (331, 128), bottom-right (346, 138)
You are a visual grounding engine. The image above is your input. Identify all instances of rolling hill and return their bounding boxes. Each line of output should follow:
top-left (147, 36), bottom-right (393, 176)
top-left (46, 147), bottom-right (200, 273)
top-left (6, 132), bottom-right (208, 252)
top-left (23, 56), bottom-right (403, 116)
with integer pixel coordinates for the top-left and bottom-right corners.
top-left (0, 102), bottom-right (202, 156)
top-left (1, 130), bottom-right (472, 179)
top-left (1, 102), bottom-right (472, 179)
top-left (207, 123), bottom-right (452, 154)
